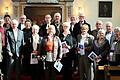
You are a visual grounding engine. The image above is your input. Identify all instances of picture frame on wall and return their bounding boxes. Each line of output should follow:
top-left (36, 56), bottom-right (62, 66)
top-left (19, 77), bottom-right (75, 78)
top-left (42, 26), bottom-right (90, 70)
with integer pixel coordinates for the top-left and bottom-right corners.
top-left (99, 1), bottom-right (112, 18)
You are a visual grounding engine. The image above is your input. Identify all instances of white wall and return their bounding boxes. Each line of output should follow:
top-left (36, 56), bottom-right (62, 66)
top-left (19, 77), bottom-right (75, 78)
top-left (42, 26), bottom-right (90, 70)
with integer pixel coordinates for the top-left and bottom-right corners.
top-left (73, 0), bottom-right (120, 30)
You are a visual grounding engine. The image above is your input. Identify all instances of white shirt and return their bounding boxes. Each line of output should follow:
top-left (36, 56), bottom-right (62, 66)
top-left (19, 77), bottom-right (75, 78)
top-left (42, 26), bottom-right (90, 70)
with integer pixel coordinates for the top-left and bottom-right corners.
top-left (106, 32), bottom-right (112, 44)
top-left (13, 29), bottom-right (18, 42)
top-left (13, 29), bottom-right (19, 57)
top-left (21, 24), bottom-right (25, 30)
top-left (32, 34), bottom-right (39, 51)
top-left (78, 34), bottom-right (87, 55)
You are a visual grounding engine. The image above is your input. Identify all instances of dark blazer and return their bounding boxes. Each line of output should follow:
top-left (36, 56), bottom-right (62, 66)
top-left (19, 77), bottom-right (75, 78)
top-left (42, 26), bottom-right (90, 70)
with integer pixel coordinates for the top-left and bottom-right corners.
top-left (39, 23), bottom-right (53, 37)
top-left (105, 31), bottom-right (114, 47)
top-left (18, 23), bottom-right (25, 30)
top-left (91, 29), bottom-right (98, 39)
top-left (59, 33), bottom-right (73, 49)
top-left (73, 20), bottom-right (91, 39)
top-left (52, 21), bottom-right (63, 36)
top-left (6, 28), bottom-right (24, 58)
top-left (93, 39), bottom-right (110, 65)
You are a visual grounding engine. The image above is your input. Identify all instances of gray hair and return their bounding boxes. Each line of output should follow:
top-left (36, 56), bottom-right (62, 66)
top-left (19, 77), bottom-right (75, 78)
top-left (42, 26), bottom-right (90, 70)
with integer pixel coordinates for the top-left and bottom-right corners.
top-left (114, 27), bottom-right (120, 32)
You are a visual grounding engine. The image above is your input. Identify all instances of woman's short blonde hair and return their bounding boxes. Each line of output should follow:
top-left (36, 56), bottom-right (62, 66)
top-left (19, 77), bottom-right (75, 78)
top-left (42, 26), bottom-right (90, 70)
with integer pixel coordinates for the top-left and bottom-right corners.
top-left (32, 25), bottom-right (40, 30)
top-left (81, 24), bottom-right (89, 30)
top-left (32, 25), bottom-right (40, 34)
top-left (47, 25), bottom-right (56, 34)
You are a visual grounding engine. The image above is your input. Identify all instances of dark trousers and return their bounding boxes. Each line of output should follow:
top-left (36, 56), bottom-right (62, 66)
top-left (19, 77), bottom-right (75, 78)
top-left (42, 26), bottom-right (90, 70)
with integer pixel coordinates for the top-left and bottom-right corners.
top-left (30, 61), bottom-right (44, 80)
top-left (61, 56), bottom-right (73, 80)
top-left (7, 57), bottom-right (21, 80)
top-left (45, 61), bottom-right (56, 80)
top-left (78, 55), bottom-right (91, 80)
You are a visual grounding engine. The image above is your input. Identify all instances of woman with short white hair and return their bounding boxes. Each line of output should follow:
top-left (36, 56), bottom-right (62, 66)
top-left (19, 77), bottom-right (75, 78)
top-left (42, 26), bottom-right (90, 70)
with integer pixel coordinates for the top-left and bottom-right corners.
top-left (30, 24), bottom-right (42, 80)
top-left (59, 22), bottom-right (73, 80)
top-left (109, 27), bottom-right (120, 66)
top-left (76, 24), bottom-right (94, 80)
top-left (39, 25), bottom-right (62, 80)
top-left (93, 29), bottom-right (110, 65)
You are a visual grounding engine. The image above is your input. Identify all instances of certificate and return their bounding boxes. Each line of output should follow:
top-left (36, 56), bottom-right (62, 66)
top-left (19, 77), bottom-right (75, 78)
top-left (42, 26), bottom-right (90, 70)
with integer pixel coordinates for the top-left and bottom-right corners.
top-left (54, 61), bottom-right (63, 72)
top-left (62, 41), bottom-right (69, 54)
top-left (30, 53), bottom-right (38, 64)
top-left (88, 51), bottom-right (97, 61)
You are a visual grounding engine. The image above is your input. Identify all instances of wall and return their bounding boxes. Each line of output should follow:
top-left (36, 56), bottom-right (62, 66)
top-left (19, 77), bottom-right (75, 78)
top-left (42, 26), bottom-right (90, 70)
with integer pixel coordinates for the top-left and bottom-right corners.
top-left (0, 0), bottom-right (13, 18)
top-left (73, 0), bottom-right (120, 30)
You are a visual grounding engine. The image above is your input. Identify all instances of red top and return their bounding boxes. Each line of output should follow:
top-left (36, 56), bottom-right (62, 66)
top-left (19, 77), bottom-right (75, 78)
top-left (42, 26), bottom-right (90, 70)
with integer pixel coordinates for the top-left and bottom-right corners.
top-left (0, 27), bottom-right (5, 47)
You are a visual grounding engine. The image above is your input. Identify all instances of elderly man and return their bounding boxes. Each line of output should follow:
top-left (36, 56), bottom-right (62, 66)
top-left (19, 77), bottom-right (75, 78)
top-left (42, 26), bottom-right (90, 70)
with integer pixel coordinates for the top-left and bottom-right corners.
top-left (105, 21), bottom-right (114, 46)
top-left (73, 12), bottom-right (91, 39)
top-left (39, 14), bottom-right (52, 37)
top-left (18, 15), bottom-right (27, 30)
top-left (52, 12), bottom-right (63, 36)
top-left (91, 20), bottom-right (103, 39)
top-left (6, 19), bottom-right (24, 80)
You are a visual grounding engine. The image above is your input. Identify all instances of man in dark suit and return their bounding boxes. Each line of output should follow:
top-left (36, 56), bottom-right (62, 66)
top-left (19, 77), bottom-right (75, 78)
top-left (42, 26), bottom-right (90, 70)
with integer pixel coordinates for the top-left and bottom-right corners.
top-left (17, 15), bottom-right (26, 30)
top-left (39, 14), bottom-right (52, 37)
top-left (6, 19), bottom-right (24, 80)
top-left (73, 12), bottom-right (91, 39)
top-left (69, 15), bottom-right (77, 37)
top-left (91, 20), bottom-right (103, 39)
top-left (52, 12), bottom-right (63, 36)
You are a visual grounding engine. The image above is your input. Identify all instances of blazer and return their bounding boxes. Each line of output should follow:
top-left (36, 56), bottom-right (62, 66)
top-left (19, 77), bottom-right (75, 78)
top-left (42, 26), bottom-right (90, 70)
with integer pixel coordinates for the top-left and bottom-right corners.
top-left (52, 21), bottom-right (63, 36)
top-left (18, 23), bottom-right (25, 30)
top-left (6, 28), bottom-right (24, 58)
top-left (105, 31), bottom-right (114, 47)
top-left (39, 35), bottom-right (63, 61)
top-left (73, 20), bottom-right (91, 39)
top-left (59, 33), bottom-right (73, 49)
top-left (77, 33), bottom-right (94, 56)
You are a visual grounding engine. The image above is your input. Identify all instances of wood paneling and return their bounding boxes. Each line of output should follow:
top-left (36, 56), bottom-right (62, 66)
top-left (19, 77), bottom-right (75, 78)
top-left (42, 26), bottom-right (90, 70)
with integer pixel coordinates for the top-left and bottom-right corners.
top-left (24, 6), bottom-right (62, 25)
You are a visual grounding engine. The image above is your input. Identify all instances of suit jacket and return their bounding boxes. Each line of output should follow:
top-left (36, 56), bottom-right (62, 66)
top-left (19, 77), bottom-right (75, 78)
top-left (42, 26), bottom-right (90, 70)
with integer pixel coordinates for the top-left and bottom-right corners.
top-left (39, 23), bottom-right (52, 37)
top-left (77, 34), bottom-right (94, 56)
top-left (39, 35), bottom-right (63, 61)
top-left (73, 20), bottom-right (91, 39)
top-left (93, 39), bottom-right (110, 65)
top-left (52, 21), bottom-right (63, 36)
top-left (18, 23), bottom-right (25, 30)
top-left (105, 31), bottom-right (114, 47)
top-left (6, 28), bottom-right (24, 58)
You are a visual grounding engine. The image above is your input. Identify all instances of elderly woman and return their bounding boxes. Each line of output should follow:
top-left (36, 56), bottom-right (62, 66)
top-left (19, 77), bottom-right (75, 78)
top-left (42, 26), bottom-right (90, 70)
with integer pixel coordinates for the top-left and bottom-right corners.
top-left (59, 22), bottom-right (73, 80)
top-left (76, 24), bottom-right (94, 80)
top-left (30, 24), bottom-right (43, 80)
top-left (93, 29), bottom-right (110, 66)
top-left (109, 27), bottom-right (120, 65)
top-left (39, 25), bottom-right (62, 80)
top-left (92, 29), bottom-right (110, 80)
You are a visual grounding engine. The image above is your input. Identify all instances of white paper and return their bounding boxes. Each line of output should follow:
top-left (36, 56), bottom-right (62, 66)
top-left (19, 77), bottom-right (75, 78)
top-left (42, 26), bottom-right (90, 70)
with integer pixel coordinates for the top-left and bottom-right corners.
top-left (30, 53), bottom-right (38, 64)
top-left (62, 41), bottom-right (69, 54)
top-left (54, 61), bottom-right (63, 72)
top-left (88, 51), bottom-right (98, 61)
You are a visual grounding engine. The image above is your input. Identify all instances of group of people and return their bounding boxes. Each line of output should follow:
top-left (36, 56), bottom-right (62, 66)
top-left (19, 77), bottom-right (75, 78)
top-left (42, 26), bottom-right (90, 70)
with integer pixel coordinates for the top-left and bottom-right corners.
top-left (0, 12), bottom-right (120, 80)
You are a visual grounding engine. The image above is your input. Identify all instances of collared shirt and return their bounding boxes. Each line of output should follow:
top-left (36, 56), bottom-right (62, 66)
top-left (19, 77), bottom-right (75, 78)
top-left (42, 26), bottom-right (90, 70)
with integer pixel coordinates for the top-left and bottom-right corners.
top-left (106, 31), bottom-right (112, 44)
top-left (21, 24), bottom-right (25, 30)
top-left (13, 29), bottom-right (18, 42)
top-left (13, 28), bottom-right (19, 57)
